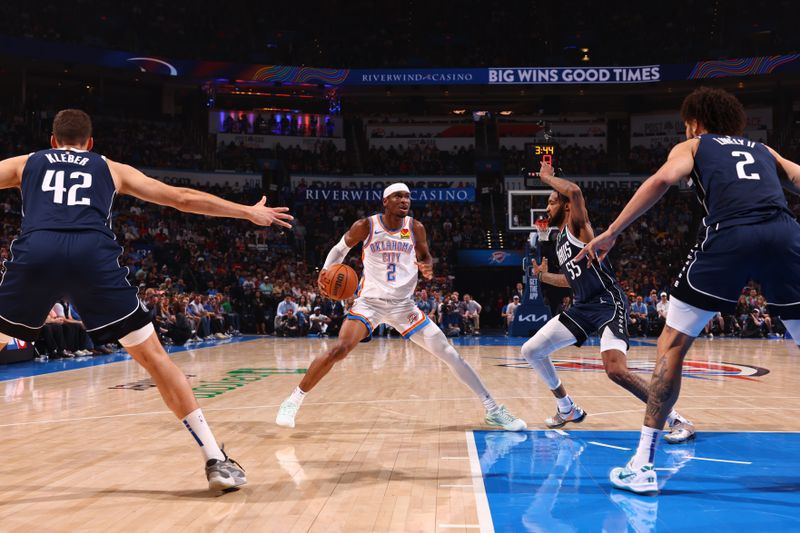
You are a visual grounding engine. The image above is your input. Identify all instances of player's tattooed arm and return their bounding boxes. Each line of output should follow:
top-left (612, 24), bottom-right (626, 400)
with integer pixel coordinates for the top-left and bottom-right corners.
top-left (412, 220), bottom-right (434, 280)
top-left (0, 155), bottom-right (28, 190)
top-left (532, 258), bottom-right (570, 287)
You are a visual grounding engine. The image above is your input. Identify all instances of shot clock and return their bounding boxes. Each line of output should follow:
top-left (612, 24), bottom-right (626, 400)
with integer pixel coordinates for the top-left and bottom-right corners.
top-left (523, 142), bottom-right (559, 185)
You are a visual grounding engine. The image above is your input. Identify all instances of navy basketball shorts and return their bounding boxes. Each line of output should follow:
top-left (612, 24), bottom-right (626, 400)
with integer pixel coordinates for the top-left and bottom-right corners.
top-left (0, 230), bottom-right (152, 343)
top-left (672, 213), bottom-right (800, 320)
top-left (558, 298), bottom-right (630, 349)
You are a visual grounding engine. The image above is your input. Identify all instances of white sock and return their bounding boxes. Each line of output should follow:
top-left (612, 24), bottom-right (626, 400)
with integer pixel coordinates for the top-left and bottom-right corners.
top-left (289, 386), bottom-right (306, 405)
top-left (666, 410), bottom-right (686, 426)
top-left (631, 425), bottom-right (662, 469)
top-left (182, 408), bottom-right (224, 462)
top-left (556, 394), bottom-right (573, 413)
top-left (483, 396), bottom-right (499, 413)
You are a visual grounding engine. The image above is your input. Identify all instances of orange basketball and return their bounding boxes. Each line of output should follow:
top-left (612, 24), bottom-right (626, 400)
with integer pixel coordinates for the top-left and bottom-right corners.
top-left (325, 264), bottom-right (359, 300)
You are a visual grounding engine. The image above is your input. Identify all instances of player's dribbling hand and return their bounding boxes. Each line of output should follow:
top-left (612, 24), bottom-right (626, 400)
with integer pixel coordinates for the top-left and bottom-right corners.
top-left (416, 261), bottom-right (434, 280)
top-left (532, 257), bottom-right (548, 275)
top-left (249, 196), bottom-right (294, 228)
top-left (575, 229), bottom-right (618, 267)
top-left (539, 161), bottom-right (555, 180)
top-left (317, 269), bottom-right (331, 297)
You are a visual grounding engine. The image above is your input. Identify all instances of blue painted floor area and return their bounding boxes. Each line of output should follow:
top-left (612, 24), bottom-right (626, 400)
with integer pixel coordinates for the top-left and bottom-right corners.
top-left (452, 335), bottom-right (657, 347)
top-left (0, 336), bottom-right (263, 382)
top-left (472, 430), bottom-right (800, 532)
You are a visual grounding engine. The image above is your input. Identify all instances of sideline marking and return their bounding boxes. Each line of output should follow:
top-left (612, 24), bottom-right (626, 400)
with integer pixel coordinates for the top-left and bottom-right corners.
top-left (588, 441), bottom-right (631, 451)
top-left (465, 431), bottom-right (495, 533)
top-left (688, 456), bottom-right (752, 465)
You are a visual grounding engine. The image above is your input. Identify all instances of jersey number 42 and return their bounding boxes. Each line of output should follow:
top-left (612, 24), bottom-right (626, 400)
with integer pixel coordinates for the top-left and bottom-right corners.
top-left (42, 169), bottom-right (93, 206)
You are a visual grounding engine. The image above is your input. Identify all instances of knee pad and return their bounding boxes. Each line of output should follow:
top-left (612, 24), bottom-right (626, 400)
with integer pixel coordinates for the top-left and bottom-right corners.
top-left (521, 317), bottom-right (576, 361)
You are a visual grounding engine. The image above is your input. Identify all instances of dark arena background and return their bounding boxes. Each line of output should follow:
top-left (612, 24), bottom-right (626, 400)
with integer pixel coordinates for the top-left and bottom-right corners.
top-left (0, 2), bottom-right (798, 531)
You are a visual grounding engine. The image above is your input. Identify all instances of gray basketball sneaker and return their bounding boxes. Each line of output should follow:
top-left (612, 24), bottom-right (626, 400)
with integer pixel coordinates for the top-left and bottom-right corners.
top-left (545, 404), bottom-right (587, 429)
top-left (206, 447), bottom-right (247, 491)
top-left (664, 420), bottom-right (696, 444)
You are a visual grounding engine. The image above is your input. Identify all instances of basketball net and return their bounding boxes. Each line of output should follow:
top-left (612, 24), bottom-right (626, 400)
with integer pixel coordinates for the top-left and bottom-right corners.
top-left (535, 217), bottom-right (551, 242)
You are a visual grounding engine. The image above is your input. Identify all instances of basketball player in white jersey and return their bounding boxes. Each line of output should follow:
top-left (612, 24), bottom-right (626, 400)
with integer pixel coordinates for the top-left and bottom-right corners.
top-left (276, 183), bottom-right (526, 431)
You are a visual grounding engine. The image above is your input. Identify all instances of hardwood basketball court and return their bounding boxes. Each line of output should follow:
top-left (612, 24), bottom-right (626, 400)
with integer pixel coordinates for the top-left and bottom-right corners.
top-left (0, 335), bottom-right (798, 531)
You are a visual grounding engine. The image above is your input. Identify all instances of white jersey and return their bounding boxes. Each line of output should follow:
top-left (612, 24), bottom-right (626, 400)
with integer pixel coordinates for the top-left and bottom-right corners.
top-left (358, 214), bottom-right (418, 300)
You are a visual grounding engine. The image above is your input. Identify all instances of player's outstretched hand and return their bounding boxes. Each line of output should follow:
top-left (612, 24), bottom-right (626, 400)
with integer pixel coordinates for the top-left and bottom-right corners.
top-left (539, 161), bottom-right (555, 180)
top-left (249, 196), bottom-right (294, 228)
top-left (575, 229), bottom-right (618, 267)
top-left (416, 261), bottom-right (434, 280)
top-left (317, 269), bottom-right (331, 298)
top-left (532, 257), bottom-right (549, 276)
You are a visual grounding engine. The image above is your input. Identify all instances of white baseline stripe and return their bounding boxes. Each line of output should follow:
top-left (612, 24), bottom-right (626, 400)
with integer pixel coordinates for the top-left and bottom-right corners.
top-left (588, 441), bottom-right (631, 451)
top-left (465, 431), bottom-right (495, 533)
top-left (688, 456), bottom-right (752, 465)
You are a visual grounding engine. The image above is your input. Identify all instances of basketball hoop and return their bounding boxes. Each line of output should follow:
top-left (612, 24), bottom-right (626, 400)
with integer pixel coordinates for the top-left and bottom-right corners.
top-left (535, 217), bottom-right (551, 242)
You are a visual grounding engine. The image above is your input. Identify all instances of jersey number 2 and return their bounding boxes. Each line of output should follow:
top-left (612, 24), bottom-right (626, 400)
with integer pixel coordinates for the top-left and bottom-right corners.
top-left (386, 263), bottom-right (396, 281)
top-left (731, 151), bottom-right (761, 180)
top-left (42, 170), bottom-right (92, 205)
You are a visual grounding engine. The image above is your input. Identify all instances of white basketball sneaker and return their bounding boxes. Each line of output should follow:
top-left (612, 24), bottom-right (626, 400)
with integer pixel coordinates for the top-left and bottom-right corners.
top-left (276, 398), bottom-right (300, 428)
top-left (609, 461), bottom-right (659, 495)
top-left (485, 405), bottom-right (528, 431)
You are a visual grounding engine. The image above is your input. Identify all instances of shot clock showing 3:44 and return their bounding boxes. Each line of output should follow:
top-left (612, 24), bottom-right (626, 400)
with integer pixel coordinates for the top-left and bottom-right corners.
top-left (523, 142), bottom-right (559, 185)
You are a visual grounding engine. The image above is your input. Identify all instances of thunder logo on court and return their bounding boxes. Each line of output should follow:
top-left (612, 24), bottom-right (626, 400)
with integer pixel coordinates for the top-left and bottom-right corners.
top-left (500, 357), bottom-right (769, 381)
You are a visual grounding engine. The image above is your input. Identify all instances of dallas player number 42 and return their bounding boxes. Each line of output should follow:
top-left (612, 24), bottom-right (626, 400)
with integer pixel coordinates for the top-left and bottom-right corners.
top-left (42, 169), bottom-right (93, 206)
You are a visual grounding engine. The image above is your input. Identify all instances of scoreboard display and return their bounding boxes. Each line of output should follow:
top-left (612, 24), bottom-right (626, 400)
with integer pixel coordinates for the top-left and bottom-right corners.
top-left (523, 142), bottom-right (559, 185)
top-left (525, 142), bottom-right (558, 170)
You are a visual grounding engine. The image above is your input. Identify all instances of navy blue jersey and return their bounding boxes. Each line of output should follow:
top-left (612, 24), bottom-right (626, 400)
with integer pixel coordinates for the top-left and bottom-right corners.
top-left (692, 134), bottom-right (792, 229)
top-left (20, 148), bottom-right (116, 237)
top-left (555, 225), bottom-right (625, 305)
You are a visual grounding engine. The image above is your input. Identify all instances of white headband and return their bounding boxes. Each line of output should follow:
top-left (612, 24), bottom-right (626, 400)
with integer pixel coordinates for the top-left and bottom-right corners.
top-left (383, 183), bottom-right (410, 198)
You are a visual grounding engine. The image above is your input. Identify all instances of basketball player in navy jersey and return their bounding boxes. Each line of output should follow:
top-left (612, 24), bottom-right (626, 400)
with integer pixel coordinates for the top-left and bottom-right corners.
top-left (519, 162), bottom-right (693, 443)
top-left (578, 87), bottom-right (800, 494)
top-left (0, 109), bottom-right (293, 491)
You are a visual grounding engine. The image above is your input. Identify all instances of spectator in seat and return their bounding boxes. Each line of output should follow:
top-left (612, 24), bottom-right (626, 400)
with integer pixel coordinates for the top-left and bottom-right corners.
top-left (415, 289), bottom-right (433, 317)
top-left (442, 303), bottom-right (462, 337)
top-left (308, 307), bottom-right (331, 336)
top-left (41, 305), bottom-right (71, 358)
top-left (253, 291), bottom-right (268, 334)
top-left (461, 294), bottom-right (482, 335)
top-left (162, 300), bottom-right (193, 346)
top-left (629, 295), bottom-right (648, 337)
top-left (702, 313), bottom-right (725, 338)
top-left (275, 294), bottom-right (298, 332)
top-left (276, 308), bottom-right (300, 337)
top-left (502, 295), bottom-right (521, 334)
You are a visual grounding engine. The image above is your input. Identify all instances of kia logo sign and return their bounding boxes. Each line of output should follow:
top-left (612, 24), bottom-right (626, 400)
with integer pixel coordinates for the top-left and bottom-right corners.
top-left (490, 251), bottom-right (508, 264)
top-left (517, 314), bottom-right (548, 323)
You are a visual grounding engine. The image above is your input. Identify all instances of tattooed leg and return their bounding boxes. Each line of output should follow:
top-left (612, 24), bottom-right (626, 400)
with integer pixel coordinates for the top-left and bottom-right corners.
top-left (643, 326), bottom-right (696, 429)
top-left (601, 349), bottom-right (650, 403)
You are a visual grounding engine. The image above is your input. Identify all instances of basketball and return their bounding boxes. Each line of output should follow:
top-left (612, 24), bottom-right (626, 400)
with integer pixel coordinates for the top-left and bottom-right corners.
top-left (324, 264), bottom-right (359, 300)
